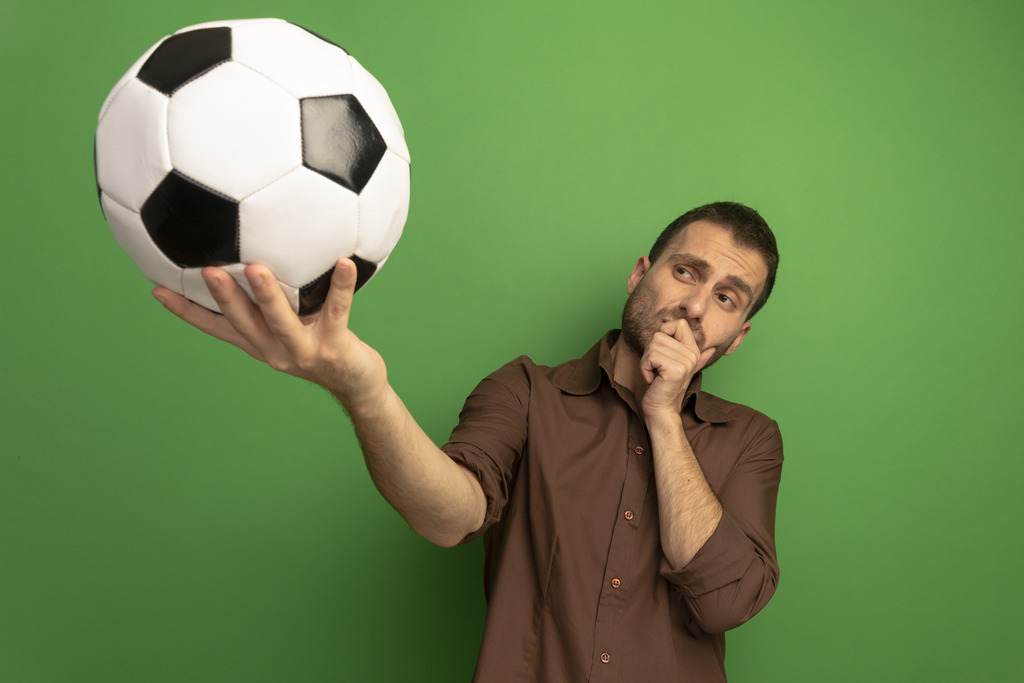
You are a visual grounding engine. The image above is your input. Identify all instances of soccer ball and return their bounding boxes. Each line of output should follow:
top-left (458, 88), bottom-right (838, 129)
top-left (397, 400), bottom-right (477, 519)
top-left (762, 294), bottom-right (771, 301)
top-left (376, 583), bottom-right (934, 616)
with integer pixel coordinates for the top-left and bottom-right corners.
top-left (95, 18), bottom-right (411, 315)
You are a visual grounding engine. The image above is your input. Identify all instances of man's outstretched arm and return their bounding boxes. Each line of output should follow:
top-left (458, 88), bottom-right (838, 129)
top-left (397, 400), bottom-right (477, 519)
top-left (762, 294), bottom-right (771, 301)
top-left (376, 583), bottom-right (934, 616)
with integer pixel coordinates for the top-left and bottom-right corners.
top-left (154, 258), bottom-right (486, 547)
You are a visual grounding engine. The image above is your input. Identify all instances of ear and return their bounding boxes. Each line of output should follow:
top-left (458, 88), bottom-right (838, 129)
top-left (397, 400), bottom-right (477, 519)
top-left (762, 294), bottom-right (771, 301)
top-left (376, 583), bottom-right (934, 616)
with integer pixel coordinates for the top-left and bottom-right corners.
top-left (724, 321), bottom-right (752, 356)
top-left (626, 256), bottom-right (651, 295)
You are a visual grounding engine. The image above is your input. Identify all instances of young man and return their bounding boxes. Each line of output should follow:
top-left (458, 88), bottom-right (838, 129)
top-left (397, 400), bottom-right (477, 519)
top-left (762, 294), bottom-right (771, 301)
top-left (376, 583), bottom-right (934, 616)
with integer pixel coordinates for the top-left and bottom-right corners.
top-left (155, 201), bottom-right (783, 682)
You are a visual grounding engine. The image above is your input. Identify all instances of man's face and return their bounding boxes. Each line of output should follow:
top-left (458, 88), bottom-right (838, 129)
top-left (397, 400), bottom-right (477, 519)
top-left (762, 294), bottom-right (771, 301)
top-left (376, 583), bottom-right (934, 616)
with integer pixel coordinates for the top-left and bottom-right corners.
top-left (621, 220), bottom-right (769, 370)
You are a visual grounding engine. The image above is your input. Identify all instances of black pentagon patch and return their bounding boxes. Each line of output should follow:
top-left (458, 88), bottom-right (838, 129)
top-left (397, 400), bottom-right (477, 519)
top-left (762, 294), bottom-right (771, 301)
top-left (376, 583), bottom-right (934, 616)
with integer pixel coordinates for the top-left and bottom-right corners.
top-left (296, 257), bottom-right (377, 316)
top-left (138, 27), bottom-right (232, 96)
top-left (301, 95), bottom-right (386, 194)
top-left (141, 171), bottom-right (239, 268)
top-left (351, 255), bottom-right (378, 292)
top-left (297, 268), bottom-right (332, 316)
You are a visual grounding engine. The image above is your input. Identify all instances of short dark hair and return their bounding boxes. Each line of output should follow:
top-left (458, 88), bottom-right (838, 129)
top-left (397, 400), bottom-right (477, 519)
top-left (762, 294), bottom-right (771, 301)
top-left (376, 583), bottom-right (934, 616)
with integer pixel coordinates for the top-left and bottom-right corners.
top-left (649, 201), bottom-right (779, 319)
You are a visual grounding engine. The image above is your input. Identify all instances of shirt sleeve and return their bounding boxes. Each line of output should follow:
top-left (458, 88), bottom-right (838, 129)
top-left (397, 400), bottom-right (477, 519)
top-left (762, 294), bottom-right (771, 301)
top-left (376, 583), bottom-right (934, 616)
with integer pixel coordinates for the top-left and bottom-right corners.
top-left (659, 417), bottom-right (784, 634)
top-left (441, 357), bottom-right (532, 544)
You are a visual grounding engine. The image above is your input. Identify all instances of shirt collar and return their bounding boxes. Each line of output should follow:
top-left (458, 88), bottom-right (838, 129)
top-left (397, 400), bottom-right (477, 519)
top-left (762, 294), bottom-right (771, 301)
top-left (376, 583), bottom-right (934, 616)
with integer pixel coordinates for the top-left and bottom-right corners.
top-left (549, 330), bottom-right (734, 424)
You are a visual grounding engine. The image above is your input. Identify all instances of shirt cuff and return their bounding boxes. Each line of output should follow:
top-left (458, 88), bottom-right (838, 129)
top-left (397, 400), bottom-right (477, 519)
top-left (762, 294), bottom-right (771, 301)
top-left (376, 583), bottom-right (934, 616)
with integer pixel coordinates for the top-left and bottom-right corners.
top-left (659, 509), bottom-right (755, 597)
top-left (441, 443), bottom-right (507, 544)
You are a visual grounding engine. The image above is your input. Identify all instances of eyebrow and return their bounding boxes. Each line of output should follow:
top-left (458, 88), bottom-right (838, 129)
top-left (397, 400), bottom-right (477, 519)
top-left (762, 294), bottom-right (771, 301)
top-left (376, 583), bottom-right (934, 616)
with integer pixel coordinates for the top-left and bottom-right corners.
top-left (673, 254), bottom-right (755, 301)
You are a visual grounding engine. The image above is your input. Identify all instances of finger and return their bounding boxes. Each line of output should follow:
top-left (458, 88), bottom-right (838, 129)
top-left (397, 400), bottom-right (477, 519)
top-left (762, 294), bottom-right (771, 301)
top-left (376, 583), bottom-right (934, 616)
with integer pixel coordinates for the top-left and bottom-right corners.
top-left (641, 334), bottom-right (680, 384)
top-left (242, 264), bottom-right (311, 357)
top-left (154, 286), bottom-right (223, 334)
top-left (663, 318), bottom-right (698, 348)
top-left (646, 328), bottom-right (708, 380)
top-left (641, 352), bottom-right (657, 384)
top-left (153, 286), bottom-right (263, 359)
top-left (696, 345), bottom-right (716, 373)
top-left (202, 266), bottom-right (269, 343)
top-left (649, 329), bottom-right (698, 366)
top-left (315, 258), bottom-right (358, 336)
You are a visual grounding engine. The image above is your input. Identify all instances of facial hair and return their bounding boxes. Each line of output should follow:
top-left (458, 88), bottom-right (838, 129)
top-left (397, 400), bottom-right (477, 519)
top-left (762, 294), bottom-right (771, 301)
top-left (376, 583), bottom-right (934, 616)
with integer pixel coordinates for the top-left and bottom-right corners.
top-left (620, 278), bottom-right (734, 372)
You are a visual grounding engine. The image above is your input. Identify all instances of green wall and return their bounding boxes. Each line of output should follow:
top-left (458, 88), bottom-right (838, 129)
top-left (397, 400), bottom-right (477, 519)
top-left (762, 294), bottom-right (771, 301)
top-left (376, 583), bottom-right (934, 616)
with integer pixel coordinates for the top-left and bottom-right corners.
top-left (3, 1), bottom-right (1022, 681)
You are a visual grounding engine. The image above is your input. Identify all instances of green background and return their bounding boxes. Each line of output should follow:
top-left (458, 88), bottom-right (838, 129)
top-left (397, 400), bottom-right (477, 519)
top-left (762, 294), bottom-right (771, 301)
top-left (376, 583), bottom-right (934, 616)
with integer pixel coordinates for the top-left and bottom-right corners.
top-left (2, 0), bottom-right (1021, 681)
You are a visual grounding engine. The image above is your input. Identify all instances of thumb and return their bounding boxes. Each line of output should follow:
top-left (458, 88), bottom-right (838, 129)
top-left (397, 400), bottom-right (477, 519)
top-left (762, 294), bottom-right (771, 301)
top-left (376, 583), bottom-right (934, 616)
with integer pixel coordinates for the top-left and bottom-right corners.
top-left (696, 346), bottom-right (716, 373)
top-left (316, 258), bottom-right (359, 331)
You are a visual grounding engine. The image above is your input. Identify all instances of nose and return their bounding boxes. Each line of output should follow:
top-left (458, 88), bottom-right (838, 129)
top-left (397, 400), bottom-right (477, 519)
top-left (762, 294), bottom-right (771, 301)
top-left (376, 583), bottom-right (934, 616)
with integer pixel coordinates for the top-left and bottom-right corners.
top-left (677, 284), bottom-right (711, 322)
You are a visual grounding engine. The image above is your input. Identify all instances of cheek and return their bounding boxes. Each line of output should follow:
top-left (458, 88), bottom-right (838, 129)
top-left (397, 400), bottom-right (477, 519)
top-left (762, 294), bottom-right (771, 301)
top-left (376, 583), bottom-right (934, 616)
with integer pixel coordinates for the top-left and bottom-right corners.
top-left (723, 325), bottom-right (750, 354)
top-left (705, 317), bottom-right (745, 349)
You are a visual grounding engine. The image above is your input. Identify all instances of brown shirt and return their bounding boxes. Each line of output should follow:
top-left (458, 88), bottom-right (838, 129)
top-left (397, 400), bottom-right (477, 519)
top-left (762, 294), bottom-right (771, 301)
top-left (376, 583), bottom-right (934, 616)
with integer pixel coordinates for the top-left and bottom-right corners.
top-left (443, 331), bottom-right (783, 682)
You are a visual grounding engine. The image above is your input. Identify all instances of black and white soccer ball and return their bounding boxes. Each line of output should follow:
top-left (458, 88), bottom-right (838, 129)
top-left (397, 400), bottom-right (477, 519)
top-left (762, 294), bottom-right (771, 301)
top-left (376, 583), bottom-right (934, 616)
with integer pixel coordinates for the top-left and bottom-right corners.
top-left (95, 18), bottom-right (411, 315)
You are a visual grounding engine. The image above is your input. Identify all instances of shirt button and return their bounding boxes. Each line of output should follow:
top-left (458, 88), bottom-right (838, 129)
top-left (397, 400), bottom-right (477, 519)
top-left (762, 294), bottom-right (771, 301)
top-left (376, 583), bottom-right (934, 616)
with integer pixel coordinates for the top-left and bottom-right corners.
top-left (634, 446), bottom-right (644, 455)
top-left (624, 510), bottom-right (634, 521)
top-left (611, 578), bottom-right (621, 589)
top-left (600, 653), bottom-right (611, 664)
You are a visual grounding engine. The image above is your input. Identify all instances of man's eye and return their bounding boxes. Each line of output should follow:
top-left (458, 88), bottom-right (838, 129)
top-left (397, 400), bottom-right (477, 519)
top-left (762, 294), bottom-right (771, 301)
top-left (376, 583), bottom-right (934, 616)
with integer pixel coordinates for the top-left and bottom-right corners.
top-left (717, 293), bottom-right (735, 308)
top-left (675, 267), bottom-right (693, 279)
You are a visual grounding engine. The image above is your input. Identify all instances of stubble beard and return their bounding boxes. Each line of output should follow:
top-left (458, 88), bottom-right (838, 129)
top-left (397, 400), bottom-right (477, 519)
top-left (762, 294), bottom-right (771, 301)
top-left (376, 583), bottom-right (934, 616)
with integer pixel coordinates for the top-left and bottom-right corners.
top-left (620, 280), bottom-right (732, 372)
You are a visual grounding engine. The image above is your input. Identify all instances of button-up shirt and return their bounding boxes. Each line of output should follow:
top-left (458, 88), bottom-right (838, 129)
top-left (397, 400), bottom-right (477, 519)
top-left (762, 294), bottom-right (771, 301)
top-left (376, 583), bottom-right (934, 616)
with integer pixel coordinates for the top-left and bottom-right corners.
top-left (442, 331), bottom-right (783, 682)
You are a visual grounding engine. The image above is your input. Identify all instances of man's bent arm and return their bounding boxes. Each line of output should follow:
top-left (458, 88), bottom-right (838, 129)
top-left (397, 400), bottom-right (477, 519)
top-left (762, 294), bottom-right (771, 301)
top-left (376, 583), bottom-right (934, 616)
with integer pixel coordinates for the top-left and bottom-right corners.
top-left (635, 320), bottom-right (780, 633)
top-left (635, 320), bottom-right (723, 569)
top-left (659, 420), bottom-right (782, 634)
top-left (646, 411), bottom-right (723, 568)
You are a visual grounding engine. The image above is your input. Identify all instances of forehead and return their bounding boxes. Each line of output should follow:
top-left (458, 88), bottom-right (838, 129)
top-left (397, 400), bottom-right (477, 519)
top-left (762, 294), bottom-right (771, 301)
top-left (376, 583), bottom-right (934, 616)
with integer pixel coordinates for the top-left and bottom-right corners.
top-left (658, 220), bottom-right (769, 288)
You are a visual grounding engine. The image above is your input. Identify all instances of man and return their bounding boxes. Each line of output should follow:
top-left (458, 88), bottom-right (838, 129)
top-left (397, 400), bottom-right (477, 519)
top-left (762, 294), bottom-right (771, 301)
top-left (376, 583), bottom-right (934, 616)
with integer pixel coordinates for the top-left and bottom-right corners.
top-left (155, 201), bottom-right (783, 681)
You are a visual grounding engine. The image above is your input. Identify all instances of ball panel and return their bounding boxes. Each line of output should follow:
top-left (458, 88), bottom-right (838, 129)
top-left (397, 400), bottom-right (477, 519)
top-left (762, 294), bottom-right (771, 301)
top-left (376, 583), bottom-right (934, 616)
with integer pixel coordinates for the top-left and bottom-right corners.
top-left (168, 61), bottom-right (302, 200)
top-left (301, 94), bottom-right (386, 194)
top-left (95, 78), bottom-right (172, 212)
top-left (297, 266), bottom-right (334, 316)
top-left (238, 166), bottom-right (359, 287)
top-left (137, 27), bottom-right (232, 96)
top-left (231, 20), bottom-right (355, 98)
top-left (99, 39), bottom-right (165, 119)
top-left (351, 255), bottom-right (378, 292)
top-left (349, 57), bottom-right (410, 163)
top-left (141, 172), bottom-right (239, 268)
top-left (353, 150), bottom-right (410, 264)
top-left (101, 193), bottom-right (185, 294)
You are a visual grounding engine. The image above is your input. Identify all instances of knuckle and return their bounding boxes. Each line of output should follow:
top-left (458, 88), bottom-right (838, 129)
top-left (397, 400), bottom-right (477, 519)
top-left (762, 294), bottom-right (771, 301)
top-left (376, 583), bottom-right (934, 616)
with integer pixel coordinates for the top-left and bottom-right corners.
top-left (266, 357), bottom-right (294, 374)
top-left (323, 301), bottom-right (349, 323)
top-left (317, 345), bottom-right (346, 371)
top-left (293, 354), bottom-right (318, 374)
top-left (252, 289), bottom-right (277, 308)
top-left (266, 320), bottom-right (291, 338)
